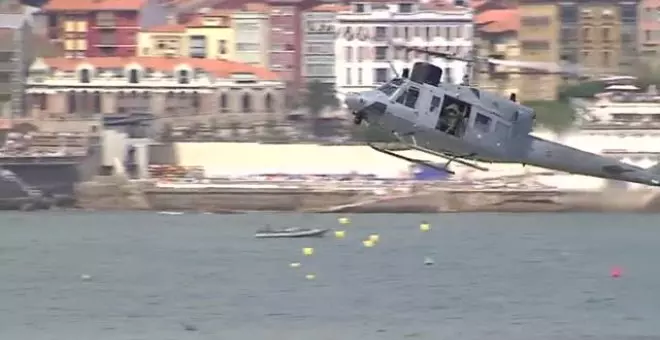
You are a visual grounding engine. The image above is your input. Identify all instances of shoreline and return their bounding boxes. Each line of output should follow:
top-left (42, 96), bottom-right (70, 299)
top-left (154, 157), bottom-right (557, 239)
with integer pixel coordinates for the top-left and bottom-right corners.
top-left (71, 179), bottom-right (660, 213)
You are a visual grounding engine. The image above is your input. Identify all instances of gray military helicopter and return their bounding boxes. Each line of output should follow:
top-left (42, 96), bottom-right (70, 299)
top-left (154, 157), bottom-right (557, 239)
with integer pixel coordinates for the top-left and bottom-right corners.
top-left (345, 45), bottom-right (660, 187)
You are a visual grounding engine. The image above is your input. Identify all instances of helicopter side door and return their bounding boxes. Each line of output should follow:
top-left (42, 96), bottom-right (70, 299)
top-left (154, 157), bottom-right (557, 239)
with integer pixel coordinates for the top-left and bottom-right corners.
top-left (462, 107), bottom-right (512, 159)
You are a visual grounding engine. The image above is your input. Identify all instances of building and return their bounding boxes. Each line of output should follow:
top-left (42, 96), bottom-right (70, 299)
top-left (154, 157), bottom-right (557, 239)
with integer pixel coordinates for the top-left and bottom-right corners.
top-left (0, 16), bottom-right (29, 120)
top-left (184, 9), bottom-right (235, 59)
top-left (268, 0), bottom-right (314, 95)
top-left (301, 4), bottom-right (343, 86)
top-left (1, 2), bottom-right (63, 120)
top-left (37, 0), bottom-right (169, 58)
top-left (24, 57), bottom-right (286, 132)
top-left (472, 4), bottom-right (521, 99)
top-left (231, 3), bottom-right (270, 67)
top-left (639, 0), bottom-right (660, 65)
top-left (138, 23), bottom-right (187, 57)
top-left (517, 1), bottom-right (561, 101)
top-left (335, 1), bottom-right (473, 101)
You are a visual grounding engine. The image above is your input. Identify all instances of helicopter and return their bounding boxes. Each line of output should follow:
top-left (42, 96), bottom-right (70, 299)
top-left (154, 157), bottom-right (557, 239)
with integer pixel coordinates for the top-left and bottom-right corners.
top-left (345, 45), bottom-right (660, 188)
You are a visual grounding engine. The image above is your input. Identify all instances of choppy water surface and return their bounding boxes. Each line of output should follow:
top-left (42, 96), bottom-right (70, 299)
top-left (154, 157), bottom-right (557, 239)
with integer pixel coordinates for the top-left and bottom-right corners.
top-left (1, 212), bottom-right (660, 340)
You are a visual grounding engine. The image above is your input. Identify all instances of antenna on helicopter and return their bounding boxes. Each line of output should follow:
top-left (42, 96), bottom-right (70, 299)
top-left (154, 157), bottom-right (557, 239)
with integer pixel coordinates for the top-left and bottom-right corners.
top-left (387, 60), bottom-right (400, 78)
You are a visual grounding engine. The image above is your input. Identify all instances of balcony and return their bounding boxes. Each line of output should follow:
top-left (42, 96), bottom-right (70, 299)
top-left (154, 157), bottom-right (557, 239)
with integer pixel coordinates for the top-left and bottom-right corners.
top-left (95, 21), bottom-right (117, 29)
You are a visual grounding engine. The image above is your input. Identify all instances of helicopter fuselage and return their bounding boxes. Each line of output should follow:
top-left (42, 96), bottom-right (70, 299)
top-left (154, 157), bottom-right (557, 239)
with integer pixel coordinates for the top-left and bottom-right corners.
top-left (346, 62), bottom-right (660, 187)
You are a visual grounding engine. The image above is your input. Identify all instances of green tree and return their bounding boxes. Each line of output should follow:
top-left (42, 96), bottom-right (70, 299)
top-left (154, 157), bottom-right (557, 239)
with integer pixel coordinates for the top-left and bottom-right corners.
top-left (303, 80), bottom-right (340, 136)
top-left (524, 100), bottom-right (575, 133)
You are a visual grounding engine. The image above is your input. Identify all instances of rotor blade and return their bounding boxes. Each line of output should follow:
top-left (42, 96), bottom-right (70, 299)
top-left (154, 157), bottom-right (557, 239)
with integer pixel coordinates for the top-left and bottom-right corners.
top-left (485, 59), bottom-right (619, 77)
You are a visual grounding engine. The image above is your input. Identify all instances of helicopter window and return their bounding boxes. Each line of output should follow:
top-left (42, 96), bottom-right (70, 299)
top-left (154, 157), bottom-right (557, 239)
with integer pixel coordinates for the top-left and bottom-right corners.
top-left (377, 83), bottom-right (398, 96)
top-left (403, 87), bottom-right (420, 109)
top-left (430, 96), bottom-right (442, 112)
top-left (474, 113), bottom-right (492, 133)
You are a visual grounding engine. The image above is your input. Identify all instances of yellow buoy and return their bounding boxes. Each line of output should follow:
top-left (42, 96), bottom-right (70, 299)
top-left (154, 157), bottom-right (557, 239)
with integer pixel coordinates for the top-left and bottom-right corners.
top-left (362, 239), bottom-right (374, 248)
top-left (302, 247), bottom-right (314, 256)
top-left (305, 274), bottom-right (316, 280)
top-left (369, 234), bottom-right (380, 242)
top-left (338, 217), bottom-right (350, 225)
top-left (290, 262), bottom-right (301, 268)
top-left (334, 230), bottom-right (346, 238)
top-left (420, 223), bottom-right (430, 232)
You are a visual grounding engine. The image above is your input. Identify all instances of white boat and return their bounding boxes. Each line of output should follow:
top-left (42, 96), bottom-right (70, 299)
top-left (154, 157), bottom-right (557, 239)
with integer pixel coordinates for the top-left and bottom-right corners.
top-left (255, 227), bottom-right (329, 238)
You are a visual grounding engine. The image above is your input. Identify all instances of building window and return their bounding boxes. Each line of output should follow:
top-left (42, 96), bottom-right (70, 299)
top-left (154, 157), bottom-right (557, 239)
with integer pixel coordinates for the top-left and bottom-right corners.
top-left (220, 93), bottom-right (228, 113)
top-left (399, 3), bottom-right (412, 13)
top-left (178, 69), bottom-right (189, 84)
top-left (521, 40), bottom-right (550, 50)
top-left (93, 92), bottom-right (101, 113)
top-left (374, 68), bottom-right (388, 83)
top-left (129, 69), bottom-right (139, 84)
top-left (357, 68), bottom-right (363, 85)
top-left (96, 12), bottom-right (115, 26)
top-left (355, 3), bottom-right (365, 13)
top-left (80, 69), bottom-right (90, 83)
top-left (242, 93), bottom-right (252, 112)
top-left (219, 40), bottom-right (227, 54)
top-left (189, 35), bottom-right (207, 58)
top-left (67, 91), bottom-right (76, 114)
top-left (602, 27), bottom-right (611, 42)
top-left (345, 46), bottom-right (352, 62)
top-left (374, 46), bottom-right (388, 61)
top-left (192, 92), bottom-right (200, 109)
top-left (582, 27), bottom-right (591, 42)
top-left (346, 68), bottom-right (351, 85)
top-left (404, 27), bottom-right (409, 40)
top-left (265, 93), bottom-right (273, 112)
top-left (375, 26), bottom-right (387, 41)
top-left (603, 51), bottom-right (611, 66)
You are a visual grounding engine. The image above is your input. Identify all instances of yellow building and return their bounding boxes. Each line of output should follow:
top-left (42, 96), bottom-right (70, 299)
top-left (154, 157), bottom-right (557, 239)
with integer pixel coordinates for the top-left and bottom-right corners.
top-left (473, 8), bottom-right (522, 99)
top-left (138, 24), bottom-right (187, 57)
top-left (577, 4), bottom-right (621, 70)
top-left (185, 9), bottom-right (235, 60)
top-left (139, 9), bottom-right (235, 60)
top-left (518, 2), bottom-right (561, 101)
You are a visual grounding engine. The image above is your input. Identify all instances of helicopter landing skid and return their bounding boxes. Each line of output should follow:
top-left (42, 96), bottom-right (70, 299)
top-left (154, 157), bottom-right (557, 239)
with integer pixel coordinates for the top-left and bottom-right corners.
top-left (367, 143), bottom-right (456, 175)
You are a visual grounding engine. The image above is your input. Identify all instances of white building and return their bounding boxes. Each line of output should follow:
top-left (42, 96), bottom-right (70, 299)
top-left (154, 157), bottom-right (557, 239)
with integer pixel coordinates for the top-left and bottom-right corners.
top-left (334, 1), bottom-right (473, 102)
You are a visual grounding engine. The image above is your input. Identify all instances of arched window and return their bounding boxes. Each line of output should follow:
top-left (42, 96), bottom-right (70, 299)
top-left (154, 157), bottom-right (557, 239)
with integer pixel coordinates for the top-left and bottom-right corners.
top-left (220, 93), bottom-right (228, 113)
top-left (242, 93), bottom-right (252, 113)
top-left (192, 92), bottom-right (200, 109)
top-left (80, 69), bottom-right (90, 83)
top-left (264, 93), bottom-right (273, 112)
top-left (129, 69), bottom-right (139, 84)
top-left (67, 91), bottom-right (76, 114)
top-left (178, 69), bottom-right (190, 84)
top-left (93, 92), bottom-right (101, 113)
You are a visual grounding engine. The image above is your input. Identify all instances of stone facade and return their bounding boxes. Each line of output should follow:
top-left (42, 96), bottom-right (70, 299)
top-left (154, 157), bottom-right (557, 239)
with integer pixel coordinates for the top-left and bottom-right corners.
top-left (24, 56), bottom-right (286, 129)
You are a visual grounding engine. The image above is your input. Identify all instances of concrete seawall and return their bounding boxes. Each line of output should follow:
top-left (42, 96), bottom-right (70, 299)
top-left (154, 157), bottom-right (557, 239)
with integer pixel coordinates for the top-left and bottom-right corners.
top-left (75, 180), bottom-right (660, 213)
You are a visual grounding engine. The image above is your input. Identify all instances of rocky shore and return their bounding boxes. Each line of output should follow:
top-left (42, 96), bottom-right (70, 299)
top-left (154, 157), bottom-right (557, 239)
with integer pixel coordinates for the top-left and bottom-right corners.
top-left (73, 177), bottom-right (660, 213)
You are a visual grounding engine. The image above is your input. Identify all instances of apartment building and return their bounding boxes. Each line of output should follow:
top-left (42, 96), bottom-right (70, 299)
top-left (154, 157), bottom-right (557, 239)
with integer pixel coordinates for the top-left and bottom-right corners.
top-left (232, 3), bottom-right (270, 67)
top-left (301, 4), bottom-right (343, 85)
top-left (473, 8), bottom-right (521, 99)
top-left (639, 0), bottom-right (660, 65)
top-left (335, 1), bottom-right (473, 101)
top-left (38, 0), bottom-right (168, 57)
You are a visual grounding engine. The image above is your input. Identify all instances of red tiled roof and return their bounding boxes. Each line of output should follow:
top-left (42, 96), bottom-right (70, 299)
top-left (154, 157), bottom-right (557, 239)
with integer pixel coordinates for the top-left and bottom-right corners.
top-left (39, 56), bottom-right (280, 81)
top-left (475, 9), bottom-right (519, 32)
top-left (143, 24), bottom-right (187, 33)
top-left (42, 0), bottom-right (145, 11)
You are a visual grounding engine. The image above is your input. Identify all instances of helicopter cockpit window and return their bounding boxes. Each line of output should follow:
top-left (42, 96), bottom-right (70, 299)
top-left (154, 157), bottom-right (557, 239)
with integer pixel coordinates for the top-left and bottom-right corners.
top-left (377, 78), bottom-right (405, 96)
top-left (474, 113), bottom-right (492, 133)
top-left (430, 96), bottom-right (442, 112)
top-left (396, 87), bottom-right (419, 109)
